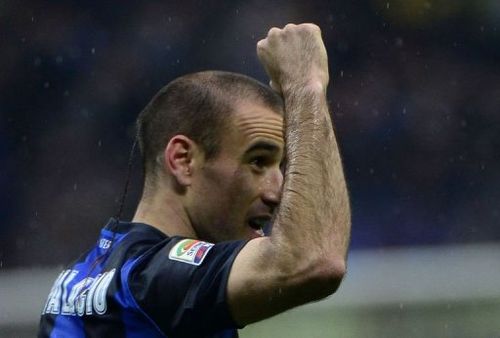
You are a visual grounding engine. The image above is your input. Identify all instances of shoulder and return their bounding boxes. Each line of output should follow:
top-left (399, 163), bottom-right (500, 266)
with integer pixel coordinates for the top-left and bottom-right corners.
top-left (126, 237), bottom-right (246, 288)
top-left (124, 237), bottom-right (248, 336)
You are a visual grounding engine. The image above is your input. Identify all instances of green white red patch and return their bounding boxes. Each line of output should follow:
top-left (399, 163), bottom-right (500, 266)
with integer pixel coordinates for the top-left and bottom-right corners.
top-left (168, 239), bottom-right (214, 266)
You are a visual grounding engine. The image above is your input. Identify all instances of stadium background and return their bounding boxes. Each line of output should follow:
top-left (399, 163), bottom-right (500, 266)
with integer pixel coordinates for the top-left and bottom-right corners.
top-left (1, 0), bottom-right (499, 336)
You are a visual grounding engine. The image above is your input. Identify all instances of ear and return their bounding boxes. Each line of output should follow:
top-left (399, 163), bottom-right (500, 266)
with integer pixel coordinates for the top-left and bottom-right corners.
top-left (164, 135), bottom-right (201, 186)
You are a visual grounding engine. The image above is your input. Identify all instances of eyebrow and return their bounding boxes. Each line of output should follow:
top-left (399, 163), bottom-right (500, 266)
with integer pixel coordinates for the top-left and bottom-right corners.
top-left (245, 141), bottom-right (281, 154)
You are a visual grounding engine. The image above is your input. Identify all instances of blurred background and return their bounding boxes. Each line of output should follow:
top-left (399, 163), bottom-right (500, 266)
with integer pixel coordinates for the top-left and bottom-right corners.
top-left (1, 0), bottom-right (499, 337)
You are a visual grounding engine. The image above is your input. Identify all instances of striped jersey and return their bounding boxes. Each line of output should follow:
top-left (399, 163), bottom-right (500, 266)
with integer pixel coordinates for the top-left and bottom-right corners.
top-left (38, 218), bottom-right (246, 338)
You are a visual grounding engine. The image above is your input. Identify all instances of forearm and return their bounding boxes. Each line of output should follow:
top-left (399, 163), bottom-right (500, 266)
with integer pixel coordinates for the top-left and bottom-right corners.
top-left (234, 84), bottom-right (351, 319)
top-left (226, 24), bottom-right (351, 325)
top-left (272, 83), bottom-right (351, 270)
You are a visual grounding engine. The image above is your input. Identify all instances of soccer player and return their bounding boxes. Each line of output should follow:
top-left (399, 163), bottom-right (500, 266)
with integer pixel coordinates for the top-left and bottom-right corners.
top-left (38, 23), bottom-right (351, 338)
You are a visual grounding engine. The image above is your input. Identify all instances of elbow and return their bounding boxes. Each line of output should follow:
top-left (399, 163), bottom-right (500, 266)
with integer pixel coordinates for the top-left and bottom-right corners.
top-left (311, 257), bottom-right (346, 298)
top-left (330, 257), bottom-right (347, 284)
top-left (270, 243), bottom-right (348, 304)
top-left (329, 258), bottom-right (347, 292)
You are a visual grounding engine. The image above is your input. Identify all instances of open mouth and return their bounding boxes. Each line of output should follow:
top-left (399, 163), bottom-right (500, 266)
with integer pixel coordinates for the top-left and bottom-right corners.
top-left (247, 217), bottom-right (271, 237)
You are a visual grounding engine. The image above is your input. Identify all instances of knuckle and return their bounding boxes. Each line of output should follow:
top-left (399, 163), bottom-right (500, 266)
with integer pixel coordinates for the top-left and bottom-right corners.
top-left (268, 27), bottom-right (280, 36)
top-left (257, 39), bottom-right (269, 52)
top-left (303, 23), bottom-right (320, 33)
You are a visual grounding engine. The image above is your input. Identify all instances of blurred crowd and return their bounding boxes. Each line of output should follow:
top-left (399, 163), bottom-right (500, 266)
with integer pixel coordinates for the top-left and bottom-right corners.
top-left (1, 0), bottom-right (499, 267)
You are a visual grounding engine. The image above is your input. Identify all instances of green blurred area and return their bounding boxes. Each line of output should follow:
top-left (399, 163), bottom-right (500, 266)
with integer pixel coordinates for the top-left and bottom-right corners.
top-left (3, 300), bottom-right (500, 338)
top-left (4, 245), bottom-right (500, 337)
top-left (241, 300), bottom-right (500, 338)
top-left (2, 292), bottom-right (500, 337)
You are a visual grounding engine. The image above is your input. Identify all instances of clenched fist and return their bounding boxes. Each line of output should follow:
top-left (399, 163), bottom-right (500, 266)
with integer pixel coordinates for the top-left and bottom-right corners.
top-left (257, 23), bottom-right (329, 94)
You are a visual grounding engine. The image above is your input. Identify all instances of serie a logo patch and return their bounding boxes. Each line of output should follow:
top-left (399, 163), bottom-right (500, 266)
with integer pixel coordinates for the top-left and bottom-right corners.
top-left (168, 239), bottom-right (214, 266)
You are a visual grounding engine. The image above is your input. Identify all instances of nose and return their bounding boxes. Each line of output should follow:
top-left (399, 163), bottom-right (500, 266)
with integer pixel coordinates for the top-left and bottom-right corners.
top-left (262, 168), bottom-right (283, 209)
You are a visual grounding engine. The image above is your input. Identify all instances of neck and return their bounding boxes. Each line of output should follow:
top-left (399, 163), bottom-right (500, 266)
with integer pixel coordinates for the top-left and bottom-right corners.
top-left (132, 187), bottom-right (197, 239)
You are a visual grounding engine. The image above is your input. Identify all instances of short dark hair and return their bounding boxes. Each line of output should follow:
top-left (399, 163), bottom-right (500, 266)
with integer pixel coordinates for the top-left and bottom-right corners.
top-left (136, 70), bottom-right (283, 181)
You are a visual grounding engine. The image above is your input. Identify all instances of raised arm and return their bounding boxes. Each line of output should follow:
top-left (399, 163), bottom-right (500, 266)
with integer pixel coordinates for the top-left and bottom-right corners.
top-left (227, 23), bottom-right (351, 325)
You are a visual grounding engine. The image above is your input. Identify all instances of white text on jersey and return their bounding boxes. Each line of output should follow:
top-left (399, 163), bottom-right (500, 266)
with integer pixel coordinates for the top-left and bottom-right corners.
top-left (42, 269), bottom-right (116, 316)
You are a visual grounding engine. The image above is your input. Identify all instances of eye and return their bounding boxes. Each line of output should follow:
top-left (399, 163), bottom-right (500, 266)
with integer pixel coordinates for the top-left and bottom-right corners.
top-left (250, 156), bottom-right (267, 169)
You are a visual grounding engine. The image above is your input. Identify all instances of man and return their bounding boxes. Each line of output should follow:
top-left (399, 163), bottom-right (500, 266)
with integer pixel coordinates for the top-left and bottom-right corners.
top-left (39, 23), bottom-right (351, 337)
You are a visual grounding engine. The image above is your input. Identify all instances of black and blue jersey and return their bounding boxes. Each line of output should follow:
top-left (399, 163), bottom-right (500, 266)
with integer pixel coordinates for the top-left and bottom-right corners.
top-left (38, 218), bottom-right (247, 338)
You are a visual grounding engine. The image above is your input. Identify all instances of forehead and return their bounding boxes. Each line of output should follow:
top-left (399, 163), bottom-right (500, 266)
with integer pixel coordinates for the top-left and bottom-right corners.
top-left (229, 101), bottom-right (284, 149)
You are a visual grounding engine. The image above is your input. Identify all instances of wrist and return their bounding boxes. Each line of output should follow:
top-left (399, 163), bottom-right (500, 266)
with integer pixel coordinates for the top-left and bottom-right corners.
top-left (279, 66), bottom-right (328, 97)
top-left (281, 79), bottom-right (327, 99)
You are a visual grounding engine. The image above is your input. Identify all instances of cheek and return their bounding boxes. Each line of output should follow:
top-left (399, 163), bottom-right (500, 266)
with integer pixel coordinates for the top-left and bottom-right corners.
top-left (201, 163), bottom-right (258, 218)
top-left (226, 167), bottom-right (257, 201)
top-left (201, 164), bottom-right (244, 205)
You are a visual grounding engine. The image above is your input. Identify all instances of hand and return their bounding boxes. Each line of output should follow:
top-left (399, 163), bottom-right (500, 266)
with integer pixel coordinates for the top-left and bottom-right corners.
top-left (257, 23), bottom-right (329, 94)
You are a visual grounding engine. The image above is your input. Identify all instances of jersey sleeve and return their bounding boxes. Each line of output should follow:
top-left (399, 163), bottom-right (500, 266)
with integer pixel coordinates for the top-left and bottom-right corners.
top-left (126, 237), bottom-right (247, 337)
